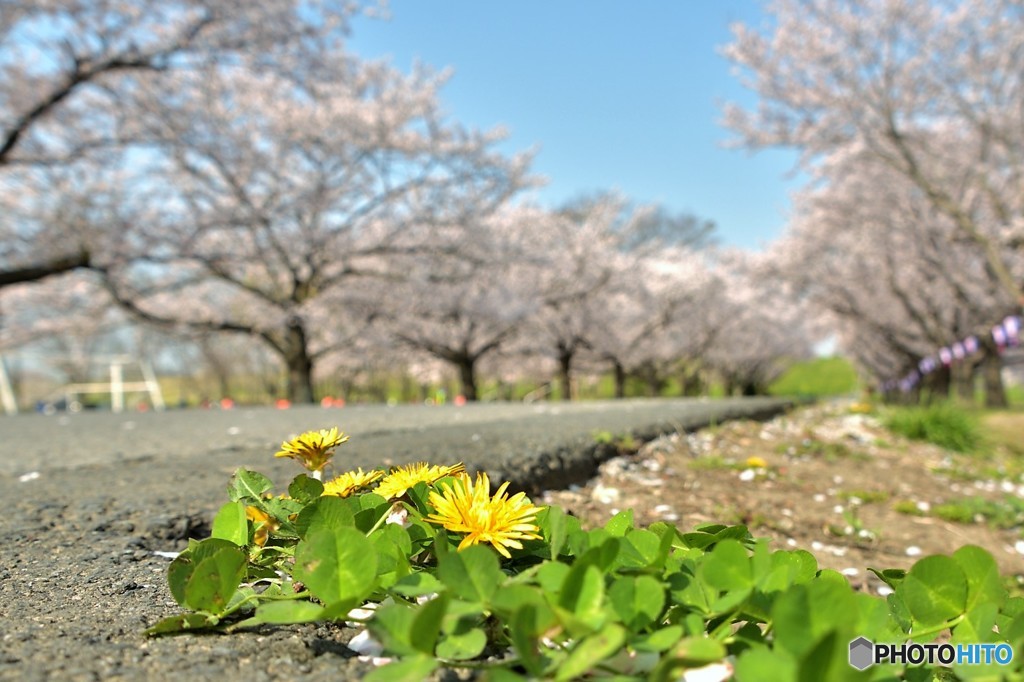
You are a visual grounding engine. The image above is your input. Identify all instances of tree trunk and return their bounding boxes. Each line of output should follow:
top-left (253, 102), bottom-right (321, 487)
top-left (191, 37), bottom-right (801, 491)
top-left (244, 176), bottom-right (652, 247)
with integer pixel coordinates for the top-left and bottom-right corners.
top-left (680, 367), bottom-right (704, 396)
top-left (457, 356), bottom-right (478, 402)
top-left (285, 352), bottom-right (314, 404)
top-left (282, 320), bottom-right (315, 404)
top-left (557, 347), bottom-right (573, 401)
top-left (951, 362), bottom-right (976, 405)
top-left (612, 360), bottom-right (626, 399)
top-left (980, 340), bottom-right (1008, 408)
top-left (923, 365), bottom-right (950, 405)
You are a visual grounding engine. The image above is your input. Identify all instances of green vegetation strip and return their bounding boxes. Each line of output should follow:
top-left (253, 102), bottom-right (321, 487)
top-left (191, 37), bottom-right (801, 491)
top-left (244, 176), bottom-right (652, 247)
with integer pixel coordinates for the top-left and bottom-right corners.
top-left (883, 403), bottom-right (982, 454)
top-left (147, 427), bottom-right (1024, 680)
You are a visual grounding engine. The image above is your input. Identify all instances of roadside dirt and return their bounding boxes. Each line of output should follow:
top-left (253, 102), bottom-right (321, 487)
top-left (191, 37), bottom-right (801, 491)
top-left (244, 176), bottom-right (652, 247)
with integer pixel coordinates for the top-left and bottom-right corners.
top-left (542, 402), bottom-right (1024, 593)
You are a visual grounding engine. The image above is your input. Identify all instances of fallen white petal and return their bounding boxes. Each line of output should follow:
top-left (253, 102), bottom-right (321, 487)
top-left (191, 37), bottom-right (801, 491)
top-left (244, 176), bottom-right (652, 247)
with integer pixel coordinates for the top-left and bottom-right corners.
top-left (682, 660), bottom-right (734, 682)
top-left (18, 471), bottom-right (40, 482)
top-left (153, 551), bottom-right (180, 559)
top-left (386, 507), bottom-right (409, 527)
top-left (346, 606), bottom-right (378, 622)
top-left (905, 546), bottom-right (922, 557)
top-left (592, 483), bottom-right (620, 504)
top-left (348, 629), bottom-right (384, 656)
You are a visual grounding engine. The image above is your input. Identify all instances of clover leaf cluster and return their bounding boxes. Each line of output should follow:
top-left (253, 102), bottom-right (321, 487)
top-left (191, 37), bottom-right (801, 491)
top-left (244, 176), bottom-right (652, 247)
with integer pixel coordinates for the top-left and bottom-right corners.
top-left (147, 428), bottom-right (1024, 680)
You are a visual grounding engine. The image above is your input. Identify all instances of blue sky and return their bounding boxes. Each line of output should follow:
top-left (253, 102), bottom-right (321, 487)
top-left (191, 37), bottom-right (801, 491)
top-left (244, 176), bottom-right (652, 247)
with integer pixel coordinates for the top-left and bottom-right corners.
top-left (346, 1), bottom-right (801, 250)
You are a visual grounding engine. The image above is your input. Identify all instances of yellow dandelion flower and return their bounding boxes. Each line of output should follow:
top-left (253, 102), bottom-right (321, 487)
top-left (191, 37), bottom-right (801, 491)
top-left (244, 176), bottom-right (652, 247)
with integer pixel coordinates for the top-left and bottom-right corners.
top-left (374, 462), bottom-right (466, 500)
top-left (745, 456), bottom-right (769, 469)
top-left (245, 506), bottom-right (279, 547)
top-left (426, 472), bottom-right (543, 559)
top-left (274, 427), bottom-right (348, 476)
top-left (322, 468), bottom-right (385, 498)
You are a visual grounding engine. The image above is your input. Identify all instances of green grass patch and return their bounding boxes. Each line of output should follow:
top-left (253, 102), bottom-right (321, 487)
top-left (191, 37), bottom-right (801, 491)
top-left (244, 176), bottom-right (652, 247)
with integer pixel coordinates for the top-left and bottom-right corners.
top-left (837, 489), bottom-right (890, 504)
top-left (768, 356), bottom-right (859, 398)
top-left (688, 455), bottom-right (732, 471)
top-left (882, 403), bottom-right (982, 454)
top-left (591, 430), bottom-right (638, 452)
top-left (932, 496), bottom-right (1024, 530)
top-left (793, 438), bottom-right (870, 462)
top-left (892, 500), bottom-right (926, 516)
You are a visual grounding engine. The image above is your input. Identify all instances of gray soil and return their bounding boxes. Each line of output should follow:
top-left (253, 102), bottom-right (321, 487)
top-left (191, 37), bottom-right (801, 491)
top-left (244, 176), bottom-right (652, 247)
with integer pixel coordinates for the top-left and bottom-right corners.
top-left (0, 397), bottom-right (790, 681)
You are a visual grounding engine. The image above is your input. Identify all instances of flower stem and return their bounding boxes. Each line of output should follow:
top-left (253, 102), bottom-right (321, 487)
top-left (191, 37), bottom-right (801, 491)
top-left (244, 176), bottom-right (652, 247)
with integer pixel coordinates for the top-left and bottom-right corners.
top-left (909, 614), bottom-right (964, 639)
top-left (365, 502), bottom-right (409, 536)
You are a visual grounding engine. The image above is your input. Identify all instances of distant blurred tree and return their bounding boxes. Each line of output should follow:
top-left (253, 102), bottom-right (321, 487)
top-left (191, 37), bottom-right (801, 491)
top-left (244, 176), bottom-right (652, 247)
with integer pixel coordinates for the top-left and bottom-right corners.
top-left (379, 207), bottom-right (540, 402)
top-left (0, 0), bottom-right (372, 288)
top-left (559, 192), bottom-right (717, 252)
top-left (706, 249), bottom-right (814, 396)
top-left (772, 148), bottom-right (1014, 405)
top-left (621, 206), bottom-right (717, 252)
top-left (723, 0), bottom-right (1024, 306)
top-left (98, 64), bottom-right (532, 404)
top-left (516, 197), bottom-right (638, 401)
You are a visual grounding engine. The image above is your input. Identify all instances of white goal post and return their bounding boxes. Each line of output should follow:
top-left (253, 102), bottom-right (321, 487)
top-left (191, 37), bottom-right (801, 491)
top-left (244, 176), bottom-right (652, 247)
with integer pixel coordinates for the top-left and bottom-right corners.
top-left (30, 355), bottom-right (166, 415)
top-left (0, 354), bottom-right (16, 415)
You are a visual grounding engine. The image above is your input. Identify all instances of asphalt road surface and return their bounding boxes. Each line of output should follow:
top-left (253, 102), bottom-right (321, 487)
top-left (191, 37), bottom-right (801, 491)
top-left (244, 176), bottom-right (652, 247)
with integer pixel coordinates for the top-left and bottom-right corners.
top-left (0, 396), bottom-right (791, 681)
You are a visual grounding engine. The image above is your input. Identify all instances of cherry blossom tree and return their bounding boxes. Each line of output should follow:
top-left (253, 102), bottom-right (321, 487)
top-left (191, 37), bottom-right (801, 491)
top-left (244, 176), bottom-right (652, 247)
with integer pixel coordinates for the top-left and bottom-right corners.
top-left (723, 0), bottom-right (1024, 307)
top-left (0, 272), bottom-right (116, 356)
top-left (1, 0), bottom-right (373, 287)
top-left (96, 61), bottom-right (532, 404)
top-left (514, 198), bottom-right (636, 400)
top-left (379, 207), bottom-right (541, 402)
top-left (584, 246), bottom-right (723, 399)
top-left (706, 250), bottom-right (814, 395)
top-left (774, 146), bottom-right (1015, 405)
